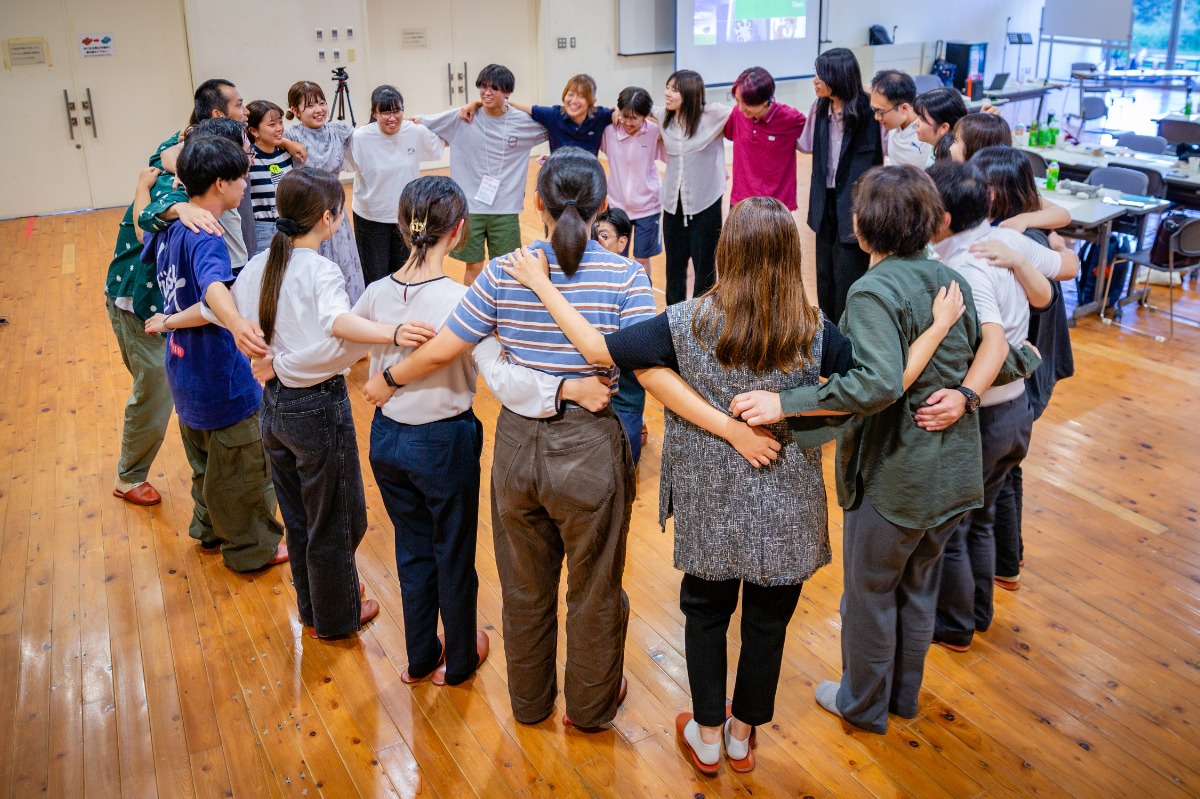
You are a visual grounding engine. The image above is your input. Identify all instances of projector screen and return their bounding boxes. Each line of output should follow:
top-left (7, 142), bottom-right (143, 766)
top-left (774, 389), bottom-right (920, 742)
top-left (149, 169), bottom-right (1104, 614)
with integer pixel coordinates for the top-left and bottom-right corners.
top-left (676, 0), bottom-right (822, 87)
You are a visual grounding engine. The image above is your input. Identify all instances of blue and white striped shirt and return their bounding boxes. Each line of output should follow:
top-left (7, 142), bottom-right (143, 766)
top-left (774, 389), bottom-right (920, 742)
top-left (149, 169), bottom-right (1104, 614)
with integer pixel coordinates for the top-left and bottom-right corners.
top-left (447, 240), bottom-right (656, 380)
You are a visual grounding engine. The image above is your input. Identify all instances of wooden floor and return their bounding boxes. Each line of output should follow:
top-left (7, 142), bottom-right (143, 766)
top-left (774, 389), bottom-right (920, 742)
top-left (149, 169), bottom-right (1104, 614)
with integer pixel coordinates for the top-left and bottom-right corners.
top-left (2, 164), bottom-right (1200, 799)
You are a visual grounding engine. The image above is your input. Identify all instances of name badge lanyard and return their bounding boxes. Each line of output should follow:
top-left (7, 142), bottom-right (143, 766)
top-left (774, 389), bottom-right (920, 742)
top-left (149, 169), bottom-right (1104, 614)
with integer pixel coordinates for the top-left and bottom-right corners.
top-left (476, 109), bottom-right (510, 206)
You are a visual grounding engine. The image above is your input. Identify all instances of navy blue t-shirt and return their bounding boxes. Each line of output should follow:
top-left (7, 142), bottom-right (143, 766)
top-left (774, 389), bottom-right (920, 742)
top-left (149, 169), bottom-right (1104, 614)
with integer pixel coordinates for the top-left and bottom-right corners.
top-left (144, 222), bottom-right (262, 431)
top-left (530, 105), bottom-right (614, 154)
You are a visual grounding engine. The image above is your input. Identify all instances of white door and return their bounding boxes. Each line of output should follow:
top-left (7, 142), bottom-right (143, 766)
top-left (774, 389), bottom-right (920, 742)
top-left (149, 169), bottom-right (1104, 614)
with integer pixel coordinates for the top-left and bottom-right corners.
top-left (0, 0), bottom-right (192, 218)
top-left (364, 0), bottom-right (539, 122)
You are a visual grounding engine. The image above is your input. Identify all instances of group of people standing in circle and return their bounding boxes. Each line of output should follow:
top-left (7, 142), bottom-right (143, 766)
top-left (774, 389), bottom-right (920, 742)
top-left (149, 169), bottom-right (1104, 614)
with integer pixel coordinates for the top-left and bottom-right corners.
top-left (102, 43), bottom-right (1079, 777)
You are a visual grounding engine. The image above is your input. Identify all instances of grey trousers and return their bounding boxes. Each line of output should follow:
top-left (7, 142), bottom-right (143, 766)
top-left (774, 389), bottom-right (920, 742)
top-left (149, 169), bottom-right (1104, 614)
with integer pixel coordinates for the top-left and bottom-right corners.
top-left (836, 489), bottom-right (964, 734)
top-left (106, 297), bottom-right (173, 486)
top-left (490, 404), bottom-right (634, 727)
top-left (935, 396), bottom-right (1034, 646)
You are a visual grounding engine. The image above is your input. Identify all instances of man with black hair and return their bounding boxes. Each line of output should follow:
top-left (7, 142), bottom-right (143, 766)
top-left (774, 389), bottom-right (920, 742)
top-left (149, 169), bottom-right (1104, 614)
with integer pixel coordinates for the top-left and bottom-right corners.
top-left (417, 64), bottom-right (547, 285)
top-left (925, 160), bottom-right (1059, 653)
top-left (189, 78), bottom-right (245, 126)
top-left (140, 135), bottom-right (287, 573)
top-left (870, 70), bottom-right (930, 168)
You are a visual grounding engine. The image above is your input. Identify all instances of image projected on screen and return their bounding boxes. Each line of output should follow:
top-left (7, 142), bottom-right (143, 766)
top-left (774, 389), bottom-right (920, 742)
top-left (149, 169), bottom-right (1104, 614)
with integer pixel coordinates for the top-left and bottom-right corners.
top-left (677, 0), bottom-right (819, 86)
top-left (693, 0), bottom-right (806, 46)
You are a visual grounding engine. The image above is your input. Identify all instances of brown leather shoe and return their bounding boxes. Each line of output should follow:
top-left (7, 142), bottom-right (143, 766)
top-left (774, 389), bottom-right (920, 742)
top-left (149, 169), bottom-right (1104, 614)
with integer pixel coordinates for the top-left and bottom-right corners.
top-left (266, 542), bottom-right (289, 566)
top-left (431, 630), bottom-right (490, 686)
top-left (307, 597), bottom-right (381, 640)
top-left (563, 676), bottom-right (628, 730)
top-left (401, 634), bottom-right (445, 683)
top-left (113, 482), bottom-right (161, 506)
top-left (933, 639), bottom-right (971, 653)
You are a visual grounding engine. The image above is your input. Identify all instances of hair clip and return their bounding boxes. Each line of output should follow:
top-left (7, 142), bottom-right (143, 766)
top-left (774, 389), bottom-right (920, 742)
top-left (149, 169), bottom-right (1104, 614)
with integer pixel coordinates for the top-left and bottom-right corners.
top-left (409, 219), bottom-right (426, 234)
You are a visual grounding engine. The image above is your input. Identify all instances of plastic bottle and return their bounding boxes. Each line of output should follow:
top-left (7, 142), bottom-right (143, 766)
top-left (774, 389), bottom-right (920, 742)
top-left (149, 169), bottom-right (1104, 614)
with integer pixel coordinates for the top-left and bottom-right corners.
top-left (1185, 87), bottom-right (1194, 116)
top-left (1046, 160), bottom-right (1060, 191)
top-left (1014, 124), bottom-right (1026, 146)
top-left (1047, 114), bottom-right (1059, 146)
top-left (1029, 120), bottom-right (1040, 147)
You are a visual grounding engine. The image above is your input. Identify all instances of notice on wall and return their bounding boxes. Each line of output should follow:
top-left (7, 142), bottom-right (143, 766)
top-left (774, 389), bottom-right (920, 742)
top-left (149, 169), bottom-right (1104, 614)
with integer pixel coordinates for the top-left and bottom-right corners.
top-left (401, 28), bottom-right (427, 49)
top-left (79, 34), bottom-right (114, 58)
top-left (4, 38), bottom-right (50, 68)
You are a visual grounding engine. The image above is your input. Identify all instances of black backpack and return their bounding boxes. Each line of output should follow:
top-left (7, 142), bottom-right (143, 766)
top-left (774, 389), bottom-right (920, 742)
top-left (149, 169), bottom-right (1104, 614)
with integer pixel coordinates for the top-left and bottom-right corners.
top-left (930, 40), bottom-right (957, 87)
top-left (869, 25), bottom-right (892, 45)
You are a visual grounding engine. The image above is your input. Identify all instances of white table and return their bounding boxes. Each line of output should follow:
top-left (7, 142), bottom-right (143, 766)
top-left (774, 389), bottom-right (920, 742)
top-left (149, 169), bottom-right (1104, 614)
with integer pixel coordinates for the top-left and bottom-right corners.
top-left (1035, 181), bottom-right (1172, 319)
top-left (1071, 68), bottom-right (1200, 91)
top-left (1018, 143), bottom-right (1200, 192)
top-left (982, 82), bottom-right (1064, 118)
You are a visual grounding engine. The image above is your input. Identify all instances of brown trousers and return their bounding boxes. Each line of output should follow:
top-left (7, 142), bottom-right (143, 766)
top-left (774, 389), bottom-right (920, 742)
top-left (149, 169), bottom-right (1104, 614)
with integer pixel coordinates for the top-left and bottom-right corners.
top-left (490, 404), bottom-right (634, 727)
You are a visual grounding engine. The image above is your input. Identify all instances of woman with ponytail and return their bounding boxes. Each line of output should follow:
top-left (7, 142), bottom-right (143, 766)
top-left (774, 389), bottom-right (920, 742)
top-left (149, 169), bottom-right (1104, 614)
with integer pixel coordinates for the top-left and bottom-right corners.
top-left (362, 148), bottom-right (657, 729)
top-left (226, 166), bottom-right (402, 639)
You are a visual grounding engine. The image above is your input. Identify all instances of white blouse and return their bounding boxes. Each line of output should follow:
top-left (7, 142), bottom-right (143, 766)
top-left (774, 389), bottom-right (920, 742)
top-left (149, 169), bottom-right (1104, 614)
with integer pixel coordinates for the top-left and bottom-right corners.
top-left (656, 102), bottom-right (733, 216)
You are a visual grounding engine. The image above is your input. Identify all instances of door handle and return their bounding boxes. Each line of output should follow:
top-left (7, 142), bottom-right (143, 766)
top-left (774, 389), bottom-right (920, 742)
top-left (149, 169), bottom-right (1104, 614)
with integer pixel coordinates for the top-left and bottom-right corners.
top-left (82, 88), bottom-right (97, 137)
top-left (447, 63), bottom-right (454, 105)
top-left (463, 62), bottom-right (469, 96)
top-left (62, 89), bottom-right (77, 140)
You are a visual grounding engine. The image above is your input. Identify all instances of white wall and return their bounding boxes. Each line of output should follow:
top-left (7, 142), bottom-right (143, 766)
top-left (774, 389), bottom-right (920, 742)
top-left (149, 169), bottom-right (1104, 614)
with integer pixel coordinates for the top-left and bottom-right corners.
top-left (536, 0), bottom-right (1047, 112)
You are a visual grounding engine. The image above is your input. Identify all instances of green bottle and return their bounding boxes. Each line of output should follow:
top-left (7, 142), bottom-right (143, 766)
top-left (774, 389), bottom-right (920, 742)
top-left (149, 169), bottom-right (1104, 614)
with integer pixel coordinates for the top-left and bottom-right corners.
top-left (1030, 120), bottom-right (1040, 146)
top-left (1047, 114), bottom-right (1059, 146)
top-left (1046, 160), bottom-right (1060, 191)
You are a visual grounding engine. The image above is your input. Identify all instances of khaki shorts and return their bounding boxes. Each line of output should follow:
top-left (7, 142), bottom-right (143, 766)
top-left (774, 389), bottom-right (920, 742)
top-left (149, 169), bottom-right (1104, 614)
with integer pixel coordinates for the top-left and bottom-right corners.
top-left (453, 213), bottom-right (522, 263)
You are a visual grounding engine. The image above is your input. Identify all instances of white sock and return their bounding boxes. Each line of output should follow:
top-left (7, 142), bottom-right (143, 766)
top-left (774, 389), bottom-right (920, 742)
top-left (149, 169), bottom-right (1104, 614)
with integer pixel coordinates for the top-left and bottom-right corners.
top-left (115, 479), bottom-right (141, 494)
top-left (724, 718), bottom-right (751, 760)
top-left (683, 719), bottom-right (721, 766)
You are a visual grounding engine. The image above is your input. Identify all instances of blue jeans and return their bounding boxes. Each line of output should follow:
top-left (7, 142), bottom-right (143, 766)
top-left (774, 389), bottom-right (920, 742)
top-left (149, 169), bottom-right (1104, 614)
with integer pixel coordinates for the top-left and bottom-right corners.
top-left (260, 376), bottom-right (367, 637)
top-left (616, 409), bottom-right (643, 466)
top-left (369, 408), bottom-right (484, 683)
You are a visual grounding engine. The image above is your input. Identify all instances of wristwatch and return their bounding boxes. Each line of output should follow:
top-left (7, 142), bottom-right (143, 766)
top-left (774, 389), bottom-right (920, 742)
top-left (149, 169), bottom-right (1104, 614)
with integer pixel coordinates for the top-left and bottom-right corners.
top-left (953, 385), bottom-right (981, 414)
top-left (382, 367), bottom-right (401, 389)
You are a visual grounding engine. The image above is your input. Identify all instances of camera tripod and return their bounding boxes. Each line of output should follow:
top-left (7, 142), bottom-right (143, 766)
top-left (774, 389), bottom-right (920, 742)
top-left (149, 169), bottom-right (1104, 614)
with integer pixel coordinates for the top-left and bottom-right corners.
top-left (331, 67), bottom-right (356, 125)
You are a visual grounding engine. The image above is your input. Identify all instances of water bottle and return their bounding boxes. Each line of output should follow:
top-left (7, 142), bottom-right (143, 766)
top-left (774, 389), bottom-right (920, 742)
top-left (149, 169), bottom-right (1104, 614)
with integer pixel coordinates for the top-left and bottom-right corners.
top-left (1046, 160), bottom-right (1060, 191)
top-left (1047, 114), bottom-right (1059, 146)
top-left (1014, 124), bottom-right (1026, 146)
top-left (1029, 120), bottom-right (1040, 147)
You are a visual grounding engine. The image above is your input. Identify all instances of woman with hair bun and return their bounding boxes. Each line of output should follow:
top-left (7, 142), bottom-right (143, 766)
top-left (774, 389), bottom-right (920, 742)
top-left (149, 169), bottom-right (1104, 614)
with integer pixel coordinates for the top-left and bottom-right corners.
top-left (364, 148), bottom-right (657, 729)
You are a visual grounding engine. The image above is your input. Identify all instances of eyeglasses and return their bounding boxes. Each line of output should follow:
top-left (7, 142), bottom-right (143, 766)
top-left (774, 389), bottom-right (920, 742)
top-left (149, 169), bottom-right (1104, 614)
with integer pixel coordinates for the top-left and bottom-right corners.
top-left (376, 109), bottom-right (404, 119)
top-left (872, 105), bottom-right (899, 118)
top-left (244, 150), bottom-right (255, 165)
top-left (618, 114), bottom-right (644, 125)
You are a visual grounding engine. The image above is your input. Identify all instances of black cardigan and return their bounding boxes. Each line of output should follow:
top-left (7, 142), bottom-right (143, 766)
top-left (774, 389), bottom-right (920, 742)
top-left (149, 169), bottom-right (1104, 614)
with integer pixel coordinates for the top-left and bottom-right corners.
top-left (806, 92), bottom-right (884, 244)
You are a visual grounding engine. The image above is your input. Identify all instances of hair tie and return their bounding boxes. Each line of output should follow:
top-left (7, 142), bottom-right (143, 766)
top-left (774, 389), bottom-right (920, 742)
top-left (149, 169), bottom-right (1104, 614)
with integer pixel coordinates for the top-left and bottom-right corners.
top-left (275, 217), bottom-right (303, 236)
top-left (561, 200), bottom-right (579, 212)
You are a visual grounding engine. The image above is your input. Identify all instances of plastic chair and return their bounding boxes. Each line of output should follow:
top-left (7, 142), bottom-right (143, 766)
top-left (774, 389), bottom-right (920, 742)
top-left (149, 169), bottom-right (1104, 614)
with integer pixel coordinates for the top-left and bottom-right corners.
top-left (1117, 134), bottom-right (1169, 154)
top-left (1023, 149), bottom-right (1047, 178)
top-left (1086, 166), bottom-right (1149, 195)
top-left (1109, 217), bottom-right (1200, 341)
top-left (1157, 119), bottom-right (1200, 147)
top-left (1065, 96), bottom-right (1108, 140)
top-left (1108, 160), bottom-right (1165, 198)
top-left (913, 74), bottom-right (943, 95)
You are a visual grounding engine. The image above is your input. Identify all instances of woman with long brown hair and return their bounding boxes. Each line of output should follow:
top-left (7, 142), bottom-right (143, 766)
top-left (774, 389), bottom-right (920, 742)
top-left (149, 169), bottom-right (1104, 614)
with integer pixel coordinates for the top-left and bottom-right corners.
top-left (503, 195), bottom-right (964, 772)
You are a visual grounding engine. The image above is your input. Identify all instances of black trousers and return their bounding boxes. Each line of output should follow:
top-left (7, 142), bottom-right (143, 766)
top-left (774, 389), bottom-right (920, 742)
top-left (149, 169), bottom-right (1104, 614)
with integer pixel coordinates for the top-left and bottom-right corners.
top-left (354, 213), bottom-right (410, 285)
top-left (994, 463), bottom-right (1024, 578)
top-left (679, 573), bottom-right (803, 727)
top-left (813, 192), bottom-right (869, 323)
top-left (935, 396), bottom-right (1034, 646)
top-left (662, 196), bottom-right (721, 306)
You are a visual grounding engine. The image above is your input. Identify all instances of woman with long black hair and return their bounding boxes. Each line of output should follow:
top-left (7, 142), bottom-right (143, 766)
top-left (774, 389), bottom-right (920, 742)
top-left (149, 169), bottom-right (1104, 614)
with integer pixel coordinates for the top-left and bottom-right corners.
top-left (798, 48), bottom-right (883, 321)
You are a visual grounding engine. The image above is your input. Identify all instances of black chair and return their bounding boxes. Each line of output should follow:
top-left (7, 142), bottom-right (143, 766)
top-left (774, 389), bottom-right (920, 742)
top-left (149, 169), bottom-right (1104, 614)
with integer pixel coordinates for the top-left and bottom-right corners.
top-left (1158, 119), bottom-right (1200, 147)
top-left (1023, 149), bottom-right (1047, 178)
top-left (1108, 217), bottom-right (1200, 341)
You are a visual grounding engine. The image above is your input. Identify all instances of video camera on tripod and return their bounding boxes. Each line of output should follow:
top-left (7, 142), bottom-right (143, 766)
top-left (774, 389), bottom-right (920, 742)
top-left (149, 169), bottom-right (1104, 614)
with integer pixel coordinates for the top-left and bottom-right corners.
top-left (330, 67), bottom-right (355, 125)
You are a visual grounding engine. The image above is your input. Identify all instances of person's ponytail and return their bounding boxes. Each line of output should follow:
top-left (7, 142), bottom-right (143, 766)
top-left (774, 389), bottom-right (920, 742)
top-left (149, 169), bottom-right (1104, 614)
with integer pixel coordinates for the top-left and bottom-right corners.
top-left (550, 201), bottom-right (589, 276)
top-left (257, 168), bottom-right (344, 345)
top-left (536, 148), bottom-right (607, 276)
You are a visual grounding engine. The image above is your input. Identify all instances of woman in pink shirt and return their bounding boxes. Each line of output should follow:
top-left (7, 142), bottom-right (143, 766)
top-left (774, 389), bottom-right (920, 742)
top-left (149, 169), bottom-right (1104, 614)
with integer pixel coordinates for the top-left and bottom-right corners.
top-left (600, 86), bottom-right (665, 273)
top-left (724, 67), bottom-right (807, 211)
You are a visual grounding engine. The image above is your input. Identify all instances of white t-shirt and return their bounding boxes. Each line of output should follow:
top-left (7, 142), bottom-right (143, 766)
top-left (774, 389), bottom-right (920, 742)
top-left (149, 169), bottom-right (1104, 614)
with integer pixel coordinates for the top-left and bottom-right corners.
top-left (934, 222), bottom-right (1061, 406)
top-left (417, 107), bottom-right (547, 215)
top-left (224, 248), bottom-right (350, 379)
top-left (884, 119), bottom-right (932, 169)
top-left (347, 121), bottom-right (445, 223)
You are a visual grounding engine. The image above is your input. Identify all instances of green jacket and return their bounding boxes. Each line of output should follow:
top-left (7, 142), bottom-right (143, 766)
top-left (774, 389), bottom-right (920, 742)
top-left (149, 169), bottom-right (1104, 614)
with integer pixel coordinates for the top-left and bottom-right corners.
top-left (780, 254), bottom-right (1039, 529)
top-left (104, 133), bottom-right (183, 321)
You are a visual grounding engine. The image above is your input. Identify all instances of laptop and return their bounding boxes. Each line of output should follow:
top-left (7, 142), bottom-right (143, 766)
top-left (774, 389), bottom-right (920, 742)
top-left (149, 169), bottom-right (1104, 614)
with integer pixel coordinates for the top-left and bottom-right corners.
top-left (988, 73), bottom-right (1010, 91)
